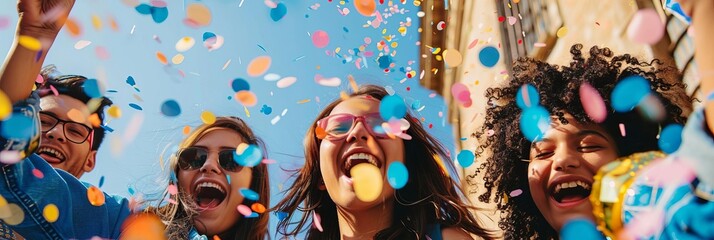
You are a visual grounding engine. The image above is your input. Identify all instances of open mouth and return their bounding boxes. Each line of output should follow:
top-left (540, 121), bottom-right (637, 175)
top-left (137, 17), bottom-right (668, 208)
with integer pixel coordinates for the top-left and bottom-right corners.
top-left (37, 147), bottom-right (66, 163)
top-left (194, 182), bottom-right (227, 209)
top-left (342, 152), bottom-right (380, 178)
top-left (550, 180), bottom-right (592, 204)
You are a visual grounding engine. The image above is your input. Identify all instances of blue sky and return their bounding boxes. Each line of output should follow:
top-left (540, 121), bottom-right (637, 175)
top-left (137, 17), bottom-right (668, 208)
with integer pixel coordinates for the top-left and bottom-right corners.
top-left (1, 0), bottom-right (455, 236)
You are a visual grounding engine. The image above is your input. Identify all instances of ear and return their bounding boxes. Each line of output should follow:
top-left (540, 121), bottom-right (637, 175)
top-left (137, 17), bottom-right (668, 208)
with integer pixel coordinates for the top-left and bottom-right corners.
top-left (83, 150), bottom-right (98, 173)
top-left (318, 178), bottom-right (326, 190)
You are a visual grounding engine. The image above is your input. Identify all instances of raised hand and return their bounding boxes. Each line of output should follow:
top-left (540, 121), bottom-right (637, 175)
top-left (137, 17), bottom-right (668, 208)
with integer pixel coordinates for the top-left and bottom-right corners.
top-left (16, 0), bottom-right (76, 38)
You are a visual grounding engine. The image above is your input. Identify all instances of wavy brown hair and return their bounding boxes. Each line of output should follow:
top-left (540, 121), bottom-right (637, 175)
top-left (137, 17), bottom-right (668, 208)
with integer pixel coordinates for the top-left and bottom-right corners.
top-left (148, 116), bottom-right (270, 240)
top-left (470, 44), bottom-right (692, 239)
top-left (274, 85), bottom-right (493, 239)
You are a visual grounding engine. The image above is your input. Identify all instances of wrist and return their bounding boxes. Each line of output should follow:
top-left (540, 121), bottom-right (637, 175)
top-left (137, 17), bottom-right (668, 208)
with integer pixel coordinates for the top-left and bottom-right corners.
top-left (16, 21), bottom-right (60, 40)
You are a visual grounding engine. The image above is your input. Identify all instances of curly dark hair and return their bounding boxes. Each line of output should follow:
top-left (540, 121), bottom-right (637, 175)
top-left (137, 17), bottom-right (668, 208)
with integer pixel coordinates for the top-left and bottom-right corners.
top-left (469, 44), bottom-right (692, 239)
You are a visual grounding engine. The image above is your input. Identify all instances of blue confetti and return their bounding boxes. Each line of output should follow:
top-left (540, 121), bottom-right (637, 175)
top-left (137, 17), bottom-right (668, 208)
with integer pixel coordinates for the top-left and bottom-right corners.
top-left (519, 105), bottom-right (551, 142)
top-left (150, 6), bottom-right (169, 23)
top-left (128, 103), bottom-right (143, 110)
top-left (1, 113), bottom-right (36, 140)
top-left (379, 94), bottom-right (407, 121)
top-left (260, 104), bottom-right (273, 115)
top-left (658, 124), bottom-right (684, 154)
top-left (98, 176), bottom-right (105, 188)
top-left (203, 32), bottom-right (217, 42)
top-left (478, 46), bottom-right (500, 68)
top-left (231, 78), bottom-right (250, 92)
top-left (560, 218), bottom-right (601, 240)
top-left (160, 99), bottom-right (181, 117)
top-left (612, 76), bottom-right (651, 112)
top-left (387, 162), bottom-right (408, 189)
top-left (126, 76), bottom-right (136, 86)
top-left (234, 144), bottom-right (263, 167)
top-left (457, 150), bottom-right (475, 168)
top-left (516, 84), bottom-right (539, 109)
top-left (83, 79), bottom-right (102, 98)
top-left (239, 188), bottom-right (260, 201)
top-left (270, 2), bottom-right (288, 22)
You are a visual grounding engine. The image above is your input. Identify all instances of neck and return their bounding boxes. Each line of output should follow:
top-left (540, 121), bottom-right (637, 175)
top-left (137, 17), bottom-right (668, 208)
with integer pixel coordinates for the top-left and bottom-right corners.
top-left (336, 200), bottom-right (394, 240)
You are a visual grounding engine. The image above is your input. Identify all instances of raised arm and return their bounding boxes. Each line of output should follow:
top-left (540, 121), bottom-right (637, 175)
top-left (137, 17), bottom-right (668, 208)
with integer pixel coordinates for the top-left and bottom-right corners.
top-left (0, 0), bottom-right (75, 103)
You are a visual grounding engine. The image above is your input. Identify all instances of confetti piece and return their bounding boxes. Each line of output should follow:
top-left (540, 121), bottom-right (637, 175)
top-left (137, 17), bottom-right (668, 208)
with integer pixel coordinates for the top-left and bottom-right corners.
top-left (74, 40), bottom-right (92, 50)
top-left (43, 204), bottom-right (59, 223)
top-left (619, 123), bottom-right (626, 137)
top-left (611, 76), bottom-right (651, 112)
top-left (99, 176), bottom-right (105, 188)
top-left (18, 35), bottom-right (42, 51)
top-left (560, 218), bottom-right (601, 240)
top-left (478, 46), bottom-right (500, 68)
top-left (91, 15), bottom-right (102, 30)
top-left (311, 30), bottom-right (330, 48)
top-left (556, 26), bottom-right (568, 38)
top-left (516, 84), bottom-right (539, 109)
top-left (235, 144), bottom-right (262, 167)
top-left (239, 188), bottom-right (260, 201)
top-left (627, 9), bottom-right (665, 44)
top-left (156, 51), bottom-right (168, 65)
top-left (354, 0), bottom-right (376, 16)
top-left (457, 150), bottom-right (475, 168)
top-left (270, 2), bottom-right (288, 21)
top-left (31, 168), bottom-right (44, 178)
top-left (507, 16), bottom-right (517, 25)
top-left (313, 211), bottom-right (324, 232)
top-left (387, 162), bottom-right (408, 189)
top-left (658, 124), bottom-right (683, 154)
top-left (260, 105), bottom-right (272, 115)
top-left (200, 111), bottom-right (216, 124)
top-left (297, 99), bottom-right (310, 104)
top-left (0, 151), bottom-right (22, 165)
top-left (379, 95), bottom-right (406, 120)
top-left (436, 21), bottom-right (446, 30)
top-left (276, 77), bottom-right (297, 88)
top-left (129, 103), bottom-right (142, 110)
top-left (119, 213), bottom-right (166, 240)
top-left (232, 78), bottom-right (250, 92)
top-left (0, 90), bottom-right (11, 120)
top-left (2, 204), bottom-right (24, 225)
top-left (264, 73), bottom-right (281, 81)
top-left (235, 91), bottom-right (258, 107)
top-left (237, 204), bottom-right (252, 216)
top-left (175, 37), bottom-right (196, 52)
top-left (520, 106), bottom-right (551, 142)
top-left (2, 113), bottom-right (35, 140)
top-left (351, 163), bottom-right (383, 202)
top-left (534, 42), bottom-right (546, 48)
top-left (251, 203), bottom-right (266, 213)
top-left (87, 185), bottom-right (106, 206)
top-left (222, 59), bottom-right (232, 70)
top-left (64, 18), bottom-right (82, 37)
top-left (509, 189), bottom-right (523, 197)
top-left (443, 49), bottom-right (463, 68)
top-left (171, 54), bottom-right (185, 64)
top-left (247, 56), bottom-right (272, 77)
top-left (160, 100), bottom-right (181, 117)
top-left (83, 79), bottom-right (102, 98)
top-left (184, 3), bottom-right (212, 27)
top-left (0, 16), bottom-right (9, 30)
top-left (579, 83), bottom-right (607, 123)
top-left (314, 74), bottom-right (341, 87)
top-left (270, 116), bottom-right (280, 125)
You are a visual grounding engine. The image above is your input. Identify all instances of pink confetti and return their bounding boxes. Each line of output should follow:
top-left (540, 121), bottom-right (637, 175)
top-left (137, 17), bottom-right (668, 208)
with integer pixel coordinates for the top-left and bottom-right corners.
top-left (167, 184), bottom-right (178, 195)
top-left (261, 159), bottom-right (277, 164)
top-left (619, 123), bottom-right (626, 137)
top-left (150, 0), bottom-right (167, 7)
top-left (264, 0), bottom-right (277, 8)
top-left (0, 16), bottom-right (9, 30)
top-left (467, 38), bottom-right (479, 49)
top-left (638, 157), bottom-right (695, 186)
top-left (507, 16), bottom-right (517, 25)
top-left (32, 169), bottom-right (44, 179)
top-left (50, 85), bottom-right (59, 96)
top-left (627, 9), bottom-right (665, 44)
top-left (579, 83), bottom-right (607, 123)
top-left (95, 46), bottom-right (110, 60)
top-left (509, 189), bottom-right (523, 197)
top-left (237, 204), bottom-right (252, 217)
top-left (312, 211), bottom-right (324, 232)
top-left (311, 30), bottom-right (330, 48)
top-left (534, 42), bottom-right (547, 48)
top-left (314, 74), bottom-right (341, 87)
top-left (35, 74), bottom-right (44, 84)
top-left (0, 151), bottom-right (22, 164)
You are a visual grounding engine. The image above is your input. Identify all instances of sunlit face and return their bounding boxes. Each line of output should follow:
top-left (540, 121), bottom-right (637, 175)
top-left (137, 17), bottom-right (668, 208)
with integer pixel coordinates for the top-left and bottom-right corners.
top-left (177, 128), bottom-right (253, 236)
top-left (319, 96), bottom-right (405, 210)
top-left (38, 95), bottom-right (96, 178)
top-left (527, 114), bottom-right (618, 231)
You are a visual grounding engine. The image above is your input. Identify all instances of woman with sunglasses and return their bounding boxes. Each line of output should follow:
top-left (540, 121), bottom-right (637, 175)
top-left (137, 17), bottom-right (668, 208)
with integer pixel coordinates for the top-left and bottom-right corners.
top-left (274, 85), bottom-right (493, 239)
top-left (148, 116), bottom-right (270, 239)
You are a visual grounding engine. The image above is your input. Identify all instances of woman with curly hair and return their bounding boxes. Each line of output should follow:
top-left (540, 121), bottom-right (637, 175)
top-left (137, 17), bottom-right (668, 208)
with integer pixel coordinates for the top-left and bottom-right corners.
top-left (472, 44), bottom-right (693, 239)
top-left (275, 85), bottom-right (493, 239)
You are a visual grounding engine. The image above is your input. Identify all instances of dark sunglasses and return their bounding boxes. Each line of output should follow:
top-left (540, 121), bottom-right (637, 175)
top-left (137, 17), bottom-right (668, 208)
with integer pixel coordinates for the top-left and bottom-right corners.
top-left (177, 147), bottom-right (244, 172)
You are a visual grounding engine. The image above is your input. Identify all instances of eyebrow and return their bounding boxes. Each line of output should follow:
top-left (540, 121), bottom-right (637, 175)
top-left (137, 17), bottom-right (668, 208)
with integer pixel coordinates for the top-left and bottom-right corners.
top-left (576, 129), bottom-right (610, 141)
top-left (192, 145), bottom-right (236, 150)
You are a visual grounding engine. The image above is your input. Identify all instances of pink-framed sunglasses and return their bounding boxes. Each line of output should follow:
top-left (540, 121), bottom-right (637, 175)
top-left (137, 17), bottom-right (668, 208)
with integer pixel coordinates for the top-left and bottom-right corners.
top-left (316, 113), bottom-right (390, 140)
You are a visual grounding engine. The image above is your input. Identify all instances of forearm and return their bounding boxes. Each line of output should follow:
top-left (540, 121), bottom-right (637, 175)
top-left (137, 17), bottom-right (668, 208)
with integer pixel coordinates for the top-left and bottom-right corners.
top-left (0, 26), bottom-right (56, 103)
top-left (692, 0), bottom-right (714, 133)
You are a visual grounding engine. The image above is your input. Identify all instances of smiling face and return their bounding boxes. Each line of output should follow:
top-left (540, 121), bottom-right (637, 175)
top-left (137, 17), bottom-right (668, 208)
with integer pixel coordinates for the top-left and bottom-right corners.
top-left (318, 96), bottom-right (405, 210)
top-left (527, 113), bottom-right (618, 231)
top-left (38, 95), bottom-right (96, 178)
top-left (176, 128), bottom-right (253, 236)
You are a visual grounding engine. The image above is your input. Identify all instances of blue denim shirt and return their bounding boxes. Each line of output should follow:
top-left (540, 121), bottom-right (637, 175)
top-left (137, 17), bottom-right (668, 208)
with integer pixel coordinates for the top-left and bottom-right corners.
top-left (0, 94), bottom-right (130, 239)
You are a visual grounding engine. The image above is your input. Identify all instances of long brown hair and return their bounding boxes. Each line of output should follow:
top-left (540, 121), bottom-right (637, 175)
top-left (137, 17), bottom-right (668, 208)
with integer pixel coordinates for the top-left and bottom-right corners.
top-left (274, 85), bottom-right (492, 239)
top-left (149, 116), bottom-right (270, 240)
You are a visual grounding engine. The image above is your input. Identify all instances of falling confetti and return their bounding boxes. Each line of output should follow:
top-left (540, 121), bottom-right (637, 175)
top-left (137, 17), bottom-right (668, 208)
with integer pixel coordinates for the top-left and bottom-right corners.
top-left (87, 186), bottom-right (106, 206)
top-left (201, 111), bottom-right (216, 124)
top-left (247, 56), bottom-right (272, 77)
top-left (457, 150), bottom-right (475, 168)
top-left (311, 30), bottom-right (330, 48)
top-left (627, 9), bottom-right (665, 44)
top-left (387, 162), bottom-right (408, 189)
top-left (43, 204), bottom-right (60, 223)
top-left (351, 163), bottom-right (383, 202)
top-left (239, 188), bottom-right (260, 201)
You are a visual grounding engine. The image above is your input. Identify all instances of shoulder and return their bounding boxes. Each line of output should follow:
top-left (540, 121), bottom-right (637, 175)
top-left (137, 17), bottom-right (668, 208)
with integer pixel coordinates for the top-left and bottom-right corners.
top-left (441, 227), bottom-right (474, 240)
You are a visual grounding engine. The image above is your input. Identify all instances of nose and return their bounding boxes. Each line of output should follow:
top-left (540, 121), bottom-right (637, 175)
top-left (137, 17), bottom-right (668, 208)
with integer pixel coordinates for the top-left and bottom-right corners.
top-left (345, 121), bottom-right (371, 143)
top-left (551, 147), bottom-right (581, 171)
top-left (45, 123), bottom-right (66, 143)
top-left (199, 153), bottom-right (222, 174)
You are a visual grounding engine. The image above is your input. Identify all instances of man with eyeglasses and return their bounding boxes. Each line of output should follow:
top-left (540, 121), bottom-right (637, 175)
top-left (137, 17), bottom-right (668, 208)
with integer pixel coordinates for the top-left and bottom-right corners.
top-left (0, 0), bottom-right (131, 239)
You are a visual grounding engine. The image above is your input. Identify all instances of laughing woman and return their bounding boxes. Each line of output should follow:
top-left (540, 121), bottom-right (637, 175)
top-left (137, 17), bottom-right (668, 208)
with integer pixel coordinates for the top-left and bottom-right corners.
top-left (150, 116), bottom-right (270, 240)
top-left (275, 85), bottom-right (492, 239)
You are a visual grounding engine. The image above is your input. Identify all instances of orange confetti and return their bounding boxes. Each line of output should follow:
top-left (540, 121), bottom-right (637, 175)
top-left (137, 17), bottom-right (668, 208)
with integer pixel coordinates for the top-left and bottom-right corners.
top-left (235, 91), bottom-right (258, 107)
top-left (88, 113), bottom-right (101, 128)
top-left (182, 125), bottom-right (191, 135)
top-left (156, 51), bottom-right (168, 65)
top-left (246, 56), bottom-right (271, 77)
top-left (251, 203), bottom-right (266, 213)
top-left (213, 236), bottom-right (222, 240)
top-left (348, 75), bottom-right (358, 93)
top-left (119, 213), bottom-right (167, 240)
top-left (64, 18), bottom-right (82, 37)
top-left (109, 16), bottom-right (120, 31)
top-left (87, 185), bottom-right (106, 206)
top-left (297, 99), bottom-right (311, 104)
top-left (67, 109), bottom-right (87, 123)
top-left (315, 126), bottom-right (327, 139)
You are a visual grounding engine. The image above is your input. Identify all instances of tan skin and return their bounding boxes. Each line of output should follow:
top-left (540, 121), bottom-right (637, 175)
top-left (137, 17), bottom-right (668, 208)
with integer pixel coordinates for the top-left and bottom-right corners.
top-left (528, 114), bottom-right (618, 231)
top-left (176, 128), bottom-right (252, 237)
top-left (320, 96), bottom-right (471, 239)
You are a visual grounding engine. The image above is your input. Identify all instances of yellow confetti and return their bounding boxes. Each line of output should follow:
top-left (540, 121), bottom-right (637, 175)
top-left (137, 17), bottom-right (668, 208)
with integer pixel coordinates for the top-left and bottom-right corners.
top-left (390, 42), bottom-right (398, 48)
top-left (2, 204), bottom-right (24, 225)
top-left (434, 154), bottom-right (449, 177)
top-left (443, 49), bottom-right (463, 68)
top-left (236, 143), bottom-right (249, 154)
top-left (297, 99), bottom-right (311, 104)
top-left (172, 53), bottom-right (185, 65)
top-left (91, 15), bottom-right (103, 30)
top-left (351, 163), bottom-right (383, 202)
top-left (108, 105), bottom-right (122, 118)
top-left (243, 106), bottom-right (251, 118)
top-left (556, 26), bottom-right (568, 38)
top-left (348, 75), bottom-right (358, 93)
top-left (87, 186), bottom-right (106, 206)
top-left (43, 204), bottom-right (59, 223)
top-left (201, 111), bottom-right (216, 124)
top-left (0, 90), bottom-right (11, 120)
top-left (18, 35), bottom-right (42, 51)
top-left (0, 195), bottom-right (10, 219)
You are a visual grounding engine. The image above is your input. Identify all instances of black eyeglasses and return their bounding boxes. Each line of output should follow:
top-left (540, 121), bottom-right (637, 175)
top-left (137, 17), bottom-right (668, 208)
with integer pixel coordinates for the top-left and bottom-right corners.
top-left (177, 147), bottom-right (244, 172)
top-left (39, 112), bottom-right (94, 145)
